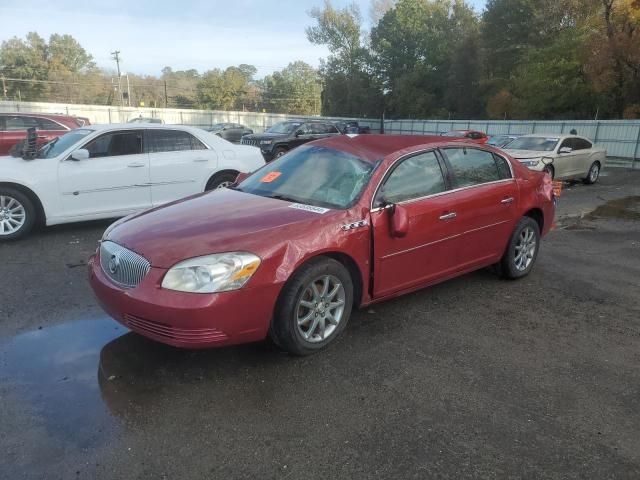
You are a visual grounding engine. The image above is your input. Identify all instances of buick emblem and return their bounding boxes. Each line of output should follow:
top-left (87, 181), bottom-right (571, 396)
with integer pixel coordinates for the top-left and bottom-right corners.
top-left (108, 253), bottom-right (120, 274)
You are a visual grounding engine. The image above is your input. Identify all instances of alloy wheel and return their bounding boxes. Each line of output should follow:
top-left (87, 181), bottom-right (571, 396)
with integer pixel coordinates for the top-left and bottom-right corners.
top-left (216, 181), bottom-right (233, 189)
top-left (589, 164), bottom-right (600, 183)
top-left (514, 227), bottom-right (537, 271)
top-left (0, 195), bottom-right (26, 236)
top-left (296, 275), bottom-right (346, 343)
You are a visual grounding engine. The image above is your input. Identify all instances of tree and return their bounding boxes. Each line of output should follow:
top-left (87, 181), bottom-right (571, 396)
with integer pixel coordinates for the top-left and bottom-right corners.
top-left (196, 66), bottom-right (256, 111)
top-left (261, 61), bottom-right (321, 115)
top-left (307, 1), bottom-right (382, 117)
top-left (0, 32), bottom-right (49, 100)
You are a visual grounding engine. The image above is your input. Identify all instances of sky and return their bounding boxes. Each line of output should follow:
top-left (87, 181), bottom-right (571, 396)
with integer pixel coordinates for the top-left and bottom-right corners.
top-left (0, 0), bottom-right (487, 79)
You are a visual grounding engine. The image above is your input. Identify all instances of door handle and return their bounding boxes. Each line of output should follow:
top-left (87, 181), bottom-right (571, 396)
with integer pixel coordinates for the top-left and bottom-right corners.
top-left (439, 212), bottom-right (457, 221)
top-left (127, 162), bottom-right (146, 168)
top-left (193, 158), bottom-right (208, 162)
top-left (501, 197), bottom-right (515, 204)
top-left (37, 135), bottom-right (47, 139)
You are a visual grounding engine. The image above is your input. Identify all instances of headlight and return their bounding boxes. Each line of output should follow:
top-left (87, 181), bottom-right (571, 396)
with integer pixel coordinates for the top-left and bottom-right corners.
top-left (162, 252), bottom-right (261, 293)
top-left (260, 140), bottom-right (273, 145)
top-left (520, 158), bottom-right (541, 167)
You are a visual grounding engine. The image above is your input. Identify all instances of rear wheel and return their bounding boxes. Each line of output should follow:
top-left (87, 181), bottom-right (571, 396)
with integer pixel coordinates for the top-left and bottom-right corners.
top-left (0, 188), bottom-right (36, 241)
top-left (498, 217), bottom-right (541, 279)
top-left (271, 257), bottom-right (353, 355)
top-left (583, 161), bottom-right (600, 185)
top-left (205, 171), bottom-right (238, 191)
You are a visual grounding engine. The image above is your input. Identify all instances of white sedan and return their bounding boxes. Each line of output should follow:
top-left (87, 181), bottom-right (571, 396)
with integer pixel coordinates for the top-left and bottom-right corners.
top-left (503, 134), bottom-right (606, 183)
top-left (0, 124), bottom-right (265, 240)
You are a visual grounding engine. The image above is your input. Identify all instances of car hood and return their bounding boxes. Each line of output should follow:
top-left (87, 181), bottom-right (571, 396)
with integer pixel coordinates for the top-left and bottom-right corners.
top-left (105, 189), bottom-right (345, 268)
top-left (503, 149), bottom-right (554, 160)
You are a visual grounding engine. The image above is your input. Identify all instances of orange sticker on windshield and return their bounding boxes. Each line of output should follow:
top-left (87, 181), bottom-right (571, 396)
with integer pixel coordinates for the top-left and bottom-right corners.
top-left (261, 172), bottom-right (282, 183)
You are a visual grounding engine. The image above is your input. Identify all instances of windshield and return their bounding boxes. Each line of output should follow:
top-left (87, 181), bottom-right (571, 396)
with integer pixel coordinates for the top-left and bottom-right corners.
top-left (237, 145), bottom-right (376, 209)
top-left (210, 123), bottom-right (226, 130)
top-left (507, 136), bottom-right (559, 152)
top-left (441, 131), bottom-right (465, 137)
top-left (37, 129), bottom-right (94, 158)
top-left (266, 122), bottom-right (302, 134)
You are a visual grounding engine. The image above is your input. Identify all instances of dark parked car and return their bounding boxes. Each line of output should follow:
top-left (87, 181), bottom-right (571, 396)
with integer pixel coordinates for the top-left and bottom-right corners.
top-left (334, 120), bottom-right (371, 134)
top-left (241, 120), bottom-right (341, 161)
top-left (207, 123), bottom-right (253, 143)
top-left (0, 113), bottom-right (89, 155)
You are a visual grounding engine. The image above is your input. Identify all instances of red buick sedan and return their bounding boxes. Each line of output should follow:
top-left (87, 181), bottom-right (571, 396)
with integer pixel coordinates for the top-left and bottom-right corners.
top-left (89, 135), bottom-right (555, 355)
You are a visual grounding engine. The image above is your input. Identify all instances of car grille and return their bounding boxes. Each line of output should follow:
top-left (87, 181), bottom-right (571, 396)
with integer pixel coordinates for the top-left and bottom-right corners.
top-left (241, 137), bottom-right (260, 147)
top-left (100, 241), bottom-right (151, 288)
top-left (123, 314), bottom-right (229, 344)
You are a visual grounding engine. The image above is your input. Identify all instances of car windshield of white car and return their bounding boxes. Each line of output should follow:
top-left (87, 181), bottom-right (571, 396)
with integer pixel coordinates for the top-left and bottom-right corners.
top-left (37, 128), bottom-right (94, 158)
top-left (508, 137), bottom-right (558, 152)
top-left (238, 145), bottom-right (377, 209)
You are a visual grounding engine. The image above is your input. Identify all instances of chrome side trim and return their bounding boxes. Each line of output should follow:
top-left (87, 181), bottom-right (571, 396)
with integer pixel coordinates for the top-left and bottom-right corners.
top-left (381, 220), bottom-right (510, 260)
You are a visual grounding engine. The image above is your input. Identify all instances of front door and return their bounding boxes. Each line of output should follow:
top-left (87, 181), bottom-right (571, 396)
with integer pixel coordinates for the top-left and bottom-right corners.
top-left (555, 138), bottom-right (581, 178)
top-left (58, 129), bottom-right (151, 218)
top-left (371, 150), bottom-right (460, 298)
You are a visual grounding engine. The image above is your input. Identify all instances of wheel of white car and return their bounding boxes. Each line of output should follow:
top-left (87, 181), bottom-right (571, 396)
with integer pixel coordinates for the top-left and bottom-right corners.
top-left (0, 187), bottom-right (36, 241)
top-left (584, 162), bottom-right (600, 185)
top-left (205, 171), bottom-right (239, 191)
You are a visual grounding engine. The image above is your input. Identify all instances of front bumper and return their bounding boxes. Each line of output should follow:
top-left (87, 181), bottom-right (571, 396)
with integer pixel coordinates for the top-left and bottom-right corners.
top-left (88, 252), bottom-right (280, 349)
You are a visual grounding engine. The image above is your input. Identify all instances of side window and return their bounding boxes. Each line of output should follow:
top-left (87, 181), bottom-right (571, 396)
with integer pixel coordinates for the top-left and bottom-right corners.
top-left (37, 118), bottom-right (66, 131)
top-left (84, 131), bottom-right (142, 158)
top-left (493, 154), bottom-right (512, 180)
top-left (5, 116), bottom-right (38, 130)
top-left (444, 148), bottom-right (503, 188)
top-left (146, 130), bottom-right (207, 153)
top-left (326, 124), bottom-right (340, 134)
top-left (377, 151), bottom-right (446, 205)
top-left (559, 139), bottom-right (573, 151)
top-left (574, 138), bottom-right (592, 150)
top-left (468, 132), bottom-right (482, 140)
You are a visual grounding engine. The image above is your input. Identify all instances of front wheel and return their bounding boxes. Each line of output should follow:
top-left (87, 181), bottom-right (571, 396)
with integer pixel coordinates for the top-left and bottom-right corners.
top-left (271, 257), bottom-right (354, 355)
top-left (272, 147), bottom-right (288, 160)
top-left (583, 162), bottom-right (600, 185)
top-left (0, 188), bottom-right (36, 241)
top-left (205, 171), bottom-right (239, 191)
top-left (498, 217), bottom-right (541, 279)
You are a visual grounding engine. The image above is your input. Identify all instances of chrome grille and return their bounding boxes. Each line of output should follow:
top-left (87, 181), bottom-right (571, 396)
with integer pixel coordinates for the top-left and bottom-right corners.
top-left (100, 241), bottom-right (151, 288)
top-left (241, 137), bottom-right (260, 147)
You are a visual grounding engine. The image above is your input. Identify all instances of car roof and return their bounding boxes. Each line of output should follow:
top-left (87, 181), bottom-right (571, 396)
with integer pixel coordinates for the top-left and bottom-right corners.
top-left (516, 133), bottom-right (591, 142)
top-left (0, 112), bottom-right (79, 120)
top-left (308, 134), bottom-right (479, 162)
top-left (80, 123), bottom-right (203, 133)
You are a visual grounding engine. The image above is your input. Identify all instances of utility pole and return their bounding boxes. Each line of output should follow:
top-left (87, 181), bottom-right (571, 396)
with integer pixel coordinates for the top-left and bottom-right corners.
top-left (111, 50), bottom-right (124, 107)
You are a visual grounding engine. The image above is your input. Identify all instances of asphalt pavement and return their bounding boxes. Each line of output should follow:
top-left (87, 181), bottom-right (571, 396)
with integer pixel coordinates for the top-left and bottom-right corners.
top-left (1, 168), bottom-right (639, 479)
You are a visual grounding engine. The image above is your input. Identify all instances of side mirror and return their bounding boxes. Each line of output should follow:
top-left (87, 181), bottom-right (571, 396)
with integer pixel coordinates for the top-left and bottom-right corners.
top-left (559, 147), bottom-right (572, 154)
top-left (233, 171), bottom-right (250, 185)
top-left (390, 203), bottom-right (409, 238)
top-left (70, 149), bottom-right (89, 161)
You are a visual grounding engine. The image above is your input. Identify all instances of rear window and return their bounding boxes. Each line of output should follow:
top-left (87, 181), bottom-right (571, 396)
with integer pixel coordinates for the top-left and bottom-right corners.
top-left (444, 148), bottom-right (505, 188)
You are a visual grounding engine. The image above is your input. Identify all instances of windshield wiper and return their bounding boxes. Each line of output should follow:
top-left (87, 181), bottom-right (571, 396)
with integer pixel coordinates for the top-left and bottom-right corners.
top-left (267, 194), bottom-right (301, 203)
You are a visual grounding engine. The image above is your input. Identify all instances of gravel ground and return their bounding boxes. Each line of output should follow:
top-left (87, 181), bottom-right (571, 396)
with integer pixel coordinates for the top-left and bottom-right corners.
top-left (1, 168), bottom-right (639, 479)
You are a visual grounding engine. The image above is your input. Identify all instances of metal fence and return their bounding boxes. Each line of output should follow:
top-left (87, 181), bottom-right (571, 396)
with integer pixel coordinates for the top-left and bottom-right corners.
top-left (2, 100), bottom-right (639, 165)
top-left (384, 119), bottom-right (640, 163)
top-left (0, 100), bottom-right (382, 136)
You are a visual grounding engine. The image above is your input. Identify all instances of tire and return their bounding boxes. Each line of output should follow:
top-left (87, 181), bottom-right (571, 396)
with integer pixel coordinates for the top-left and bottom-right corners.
top-left (543, 164), bottom-right (555, 180)
top-left (0, 187), bottom-right (37, 241)
top-left (583, 161), bottom-right (600, 185)
top-left (205, 171), bottom-right (238, 191)
top-left (271, 257), bottom-right (354, 356)
top-left (273, 147), bottom-right (288, 160)
top-left (498, 217), bottom-right (541, 280)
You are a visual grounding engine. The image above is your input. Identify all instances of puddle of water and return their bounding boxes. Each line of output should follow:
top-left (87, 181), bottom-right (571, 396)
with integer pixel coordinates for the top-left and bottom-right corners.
top-left (588, 196), bottom-right (640, 221)
top-left (0, 318), bottom-right (126, 451)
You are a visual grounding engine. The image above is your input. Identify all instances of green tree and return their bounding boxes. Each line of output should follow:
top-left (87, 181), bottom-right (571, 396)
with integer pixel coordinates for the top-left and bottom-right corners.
top-left (0, 32), bottom-right (49, 100)
top-left (262, 61), bottom-right (322, 115)
top-left (307, 1), bottom-right (382, 117)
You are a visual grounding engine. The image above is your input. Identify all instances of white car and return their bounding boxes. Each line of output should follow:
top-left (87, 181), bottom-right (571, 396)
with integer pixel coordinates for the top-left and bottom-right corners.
top-left (0, 124), bottom-right (265, 240)
top-left (503, 134), bottom-right (606, 183)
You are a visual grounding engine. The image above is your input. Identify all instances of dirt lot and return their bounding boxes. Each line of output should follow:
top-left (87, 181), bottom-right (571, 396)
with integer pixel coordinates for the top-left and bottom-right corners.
top-left (1, 169), bottom-right (639, 479)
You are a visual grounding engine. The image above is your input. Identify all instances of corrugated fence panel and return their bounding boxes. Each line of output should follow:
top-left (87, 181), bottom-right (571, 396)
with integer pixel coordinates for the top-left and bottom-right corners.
top-left (0, 101), bottom-right (637, 161)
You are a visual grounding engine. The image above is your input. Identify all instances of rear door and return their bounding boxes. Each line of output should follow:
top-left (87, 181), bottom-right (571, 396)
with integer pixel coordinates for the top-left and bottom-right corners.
top-left (439, 147), bottom-right (519, 269)
top-left (35, 117), bottom-right (69, 148)
top-left (146, 128), bottom-right (218, 206)
top-left (0, 115), bottom-right (38, 155)
top-left (58, 129), bottom-right (151, 218)
top-left (371, 150), bottom-right (459, 298)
